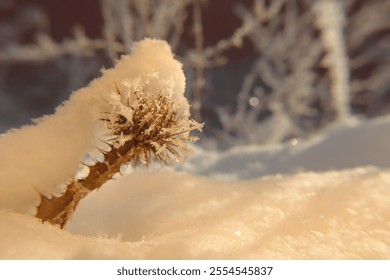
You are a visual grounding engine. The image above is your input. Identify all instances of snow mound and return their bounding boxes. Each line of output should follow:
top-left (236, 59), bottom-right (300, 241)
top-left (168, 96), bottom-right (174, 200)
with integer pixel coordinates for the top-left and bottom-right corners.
top-left (1, 167), bottom-right (389, 259)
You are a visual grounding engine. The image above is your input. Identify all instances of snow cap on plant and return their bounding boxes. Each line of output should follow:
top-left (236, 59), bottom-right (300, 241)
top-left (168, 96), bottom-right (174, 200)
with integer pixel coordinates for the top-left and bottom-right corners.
top-left (89, 38), bottom-right (188, 118)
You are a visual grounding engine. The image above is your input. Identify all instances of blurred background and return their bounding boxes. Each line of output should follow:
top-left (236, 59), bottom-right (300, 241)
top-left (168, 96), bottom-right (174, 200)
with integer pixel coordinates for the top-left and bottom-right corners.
top-left (0, 0), bottom-right (389, 149)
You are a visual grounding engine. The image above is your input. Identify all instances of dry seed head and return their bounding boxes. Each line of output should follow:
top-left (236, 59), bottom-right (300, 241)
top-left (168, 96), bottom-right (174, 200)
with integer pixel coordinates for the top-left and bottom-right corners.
top-left (103, 82), bottom-right (203, 166)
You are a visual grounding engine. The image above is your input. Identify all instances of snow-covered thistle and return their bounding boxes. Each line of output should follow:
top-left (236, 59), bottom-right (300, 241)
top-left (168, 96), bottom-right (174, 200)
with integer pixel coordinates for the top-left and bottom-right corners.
top-left (0, 39), bottom-right (201, 225)
top-left (36, 88), bottom-right (201, 227)
top-left (36, 84), bottom-right (202, 227)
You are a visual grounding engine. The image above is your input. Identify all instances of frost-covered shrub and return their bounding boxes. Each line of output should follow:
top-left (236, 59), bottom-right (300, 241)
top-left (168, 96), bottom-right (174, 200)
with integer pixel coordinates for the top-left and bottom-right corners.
top-left (215, 0), bottom-right (343, 145)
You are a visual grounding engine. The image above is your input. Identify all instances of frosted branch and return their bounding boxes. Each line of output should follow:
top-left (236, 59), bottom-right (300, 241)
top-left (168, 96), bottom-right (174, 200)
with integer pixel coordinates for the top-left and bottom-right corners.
top-left (314, 0), bottom-right (351, 121)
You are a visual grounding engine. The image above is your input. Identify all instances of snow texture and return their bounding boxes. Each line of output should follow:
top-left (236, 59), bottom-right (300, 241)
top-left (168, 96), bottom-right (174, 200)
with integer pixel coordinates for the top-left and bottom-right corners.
top-left (0, 39), bottom-right (187, 214)
top-left (1, 165), bottom-right (389, 259)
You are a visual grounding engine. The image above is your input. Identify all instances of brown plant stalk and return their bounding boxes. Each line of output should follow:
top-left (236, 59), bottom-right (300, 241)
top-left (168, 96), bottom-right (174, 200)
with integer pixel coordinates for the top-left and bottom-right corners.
top-left (36, 85), bottom-right (203, 228)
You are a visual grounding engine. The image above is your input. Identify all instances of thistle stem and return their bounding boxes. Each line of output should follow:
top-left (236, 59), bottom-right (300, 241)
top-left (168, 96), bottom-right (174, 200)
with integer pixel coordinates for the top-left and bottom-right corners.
top-left (35, 89), bottom-right (202, 228)
top-left (36, 140), bottom-right (135, 228)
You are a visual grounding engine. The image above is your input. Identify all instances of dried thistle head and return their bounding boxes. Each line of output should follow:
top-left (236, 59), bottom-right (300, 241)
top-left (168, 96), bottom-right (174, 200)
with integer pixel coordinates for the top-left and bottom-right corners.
top-left (102, 81), bottom-right (203, 167)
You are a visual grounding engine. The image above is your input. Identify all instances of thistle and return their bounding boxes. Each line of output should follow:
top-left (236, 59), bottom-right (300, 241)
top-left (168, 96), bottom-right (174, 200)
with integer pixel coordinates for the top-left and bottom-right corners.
top-left (36, 82), bottom-right (203, 228)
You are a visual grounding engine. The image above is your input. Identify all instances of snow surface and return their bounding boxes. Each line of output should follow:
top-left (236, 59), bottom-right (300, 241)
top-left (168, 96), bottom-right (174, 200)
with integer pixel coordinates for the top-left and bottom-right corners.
top-left (182, 117), bottom-right (390, 180)
top-left (1, 116), bottom-right (390, 259)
